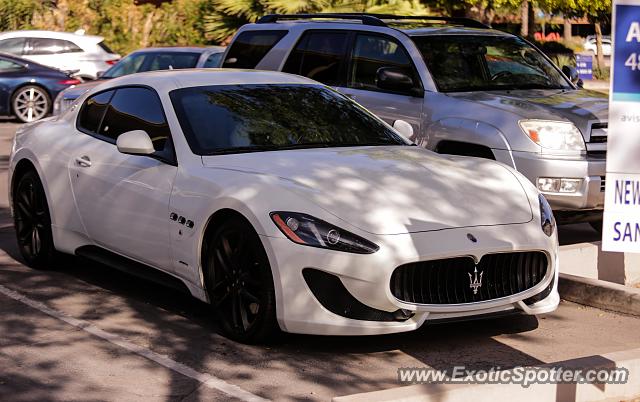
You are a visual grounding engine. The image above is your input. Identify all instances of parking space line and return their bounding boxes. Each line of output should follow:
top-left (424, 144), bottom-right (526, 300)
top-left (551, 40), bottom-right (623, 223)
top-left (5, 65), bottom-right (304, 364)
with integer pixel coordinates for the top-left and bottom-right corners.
top-left (0, 283), bottom-right (270, 402)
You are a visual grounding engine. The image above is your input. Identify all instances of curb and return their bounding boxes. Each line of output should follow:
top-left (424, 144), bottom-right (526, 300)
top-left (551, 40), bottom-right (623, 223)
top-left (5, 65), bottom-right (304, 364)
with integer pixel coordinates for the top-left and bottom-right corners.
top-left (558, 273), bottom-right (640, 317)
top-left (332, 348), bottom-right (640, 402)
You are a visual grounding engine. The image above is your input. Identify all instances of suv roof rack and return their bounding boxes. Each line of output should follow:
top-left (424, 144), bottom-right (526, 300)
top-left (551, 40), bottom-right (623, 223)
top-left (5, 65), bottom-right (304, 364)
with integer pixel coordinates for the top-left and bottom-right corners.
top-left (256, 13), bottom-right (490, 30)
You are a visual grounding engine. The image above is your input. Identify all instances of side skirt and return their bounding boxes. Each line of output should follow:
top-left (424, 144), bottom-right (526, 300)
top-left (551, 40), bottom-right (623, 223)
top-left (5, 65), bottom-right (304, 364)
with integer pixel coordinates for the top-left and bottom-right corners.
top-left (75, 245), bottom-right (192, 295)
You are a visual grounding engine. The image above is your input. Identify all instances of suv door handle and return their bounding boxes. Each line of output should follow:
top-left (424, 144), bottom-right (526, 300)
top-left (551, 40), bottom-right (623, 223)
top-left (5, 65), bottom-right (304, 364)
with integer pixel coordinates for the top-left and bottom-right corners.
top-left (75, 156), bottom-right (91, 167)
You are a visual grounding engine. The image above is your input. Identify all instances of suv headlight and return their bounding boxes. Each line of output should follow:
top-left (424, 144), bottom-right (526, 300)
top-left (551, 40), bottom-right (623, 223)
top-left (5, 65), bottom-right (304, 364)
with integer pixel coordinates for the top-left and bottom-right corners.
top-left (271, 212), bottom-right (379, 254)
top-left (519, 120), bottom-right (585, 151)
top-left (539, 194), bottom-right (555, 237)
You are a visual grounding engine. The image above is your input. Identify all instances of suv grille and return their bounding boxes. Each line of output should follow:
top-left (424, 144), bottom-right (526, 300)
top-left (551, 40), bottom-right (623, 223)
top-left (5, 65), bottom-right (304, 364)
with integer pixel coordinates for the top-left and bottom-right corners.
top-left (390, 252), bottom-right (548, 305)
top-left (587, 122), bottom-right (607, 158)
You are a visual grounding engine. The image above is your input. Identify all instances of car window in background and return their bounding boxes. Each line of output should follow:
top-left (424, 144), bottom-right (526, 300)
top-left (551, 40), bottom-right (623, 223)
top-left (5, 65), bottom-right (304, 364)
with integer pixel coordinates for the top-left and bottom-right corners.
top-left (101, 53), bottom-right (146, 78)
top-left (349, 33), bottom-right (420, 92)
top-left (25, 38), bottom-right (83, 55)
top-left (99, 87), bottom-right (171, 154)
top-left (78, 90), bottom-right (115, 134)
top-left (170, 84), bottom-right (406, 155)
top-left (203, 52), bottom-right (223, 68)
top-left (0, 58), bottom-right (22, 71)
top-left (97, 41), bottom-right (115, 54)
top-left (412, 35), bottom-right (571, 92)
top-left (283, 31), bottom-right (349, 86)
top-left (223, 30), bottom-right (287, 69)
top-left (0, 38), bottom-right (26, 55)
top-left (148, 53), bottom-right (200, 70)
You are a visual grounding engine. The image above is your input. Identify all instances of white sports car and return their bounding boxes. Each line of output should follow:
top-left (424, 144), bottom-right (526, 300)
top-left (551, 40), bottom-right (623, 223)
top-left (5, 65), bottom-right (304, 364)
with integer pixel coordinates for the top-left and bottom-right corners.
top-left (9, 70), bottom-right (559, 342)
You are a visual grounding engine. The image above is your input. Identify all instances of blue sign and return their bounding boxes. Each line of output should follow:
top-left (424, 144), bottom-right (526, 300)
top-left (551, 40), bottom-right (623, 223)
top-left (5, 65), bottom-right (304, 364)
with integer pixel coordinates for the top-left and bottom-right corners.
top-left (576, 54), bottom-right (593, 80)
top-left (612, 4), bottom-right (640, 101)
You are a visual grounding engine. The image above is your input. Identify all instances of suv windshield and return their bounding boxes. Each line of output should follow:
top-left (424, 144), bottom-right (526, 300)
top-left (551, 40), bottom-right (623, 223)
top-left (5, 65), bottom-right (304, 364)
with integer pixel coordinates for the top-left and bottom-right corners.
top-left (170, 84), bottom-right (407, 155)
top-left (412, 35), bottom-right (572, 92)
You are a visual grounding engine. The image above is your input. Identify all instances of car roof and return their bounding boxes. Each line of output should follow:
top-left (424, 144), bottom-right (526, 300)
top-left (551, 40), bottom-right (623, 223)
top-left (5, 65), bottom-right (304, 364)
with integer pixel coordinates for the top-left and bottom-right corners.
top-left (129, 46), bottom-right (226, 54)
top-left (0, 30), bottom-right (103, 43)
top-left (90, 68), bottom-right (320, 94)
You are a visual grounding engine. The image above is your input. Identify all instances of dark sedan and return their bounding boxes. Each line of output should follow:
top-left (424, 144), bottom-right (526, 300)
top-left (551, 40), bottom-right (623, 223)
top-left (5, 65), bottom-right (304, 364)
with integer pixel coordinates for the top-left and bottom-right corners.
top-left (0, 52), bottom-right (80, 122)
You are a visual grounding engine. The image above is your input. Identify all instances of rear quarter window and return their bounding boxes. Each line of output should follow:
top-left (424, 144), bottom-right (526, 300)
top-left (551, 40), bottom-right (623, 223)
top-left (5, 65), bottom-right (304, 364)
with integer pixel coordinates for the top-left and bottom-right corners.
top-left (222, 30), bottom-right (287, 69)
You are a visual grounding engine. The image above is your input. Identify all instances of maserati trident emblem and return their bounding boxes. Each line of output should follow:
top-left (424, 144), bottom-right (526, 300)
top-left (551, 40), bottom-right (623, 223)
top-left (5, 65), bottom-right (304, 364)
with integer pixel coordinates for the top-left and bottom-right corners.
top-left (467, 233), bottom-right (478, 243)
top-left (468, 266), bottom-right (483, 295)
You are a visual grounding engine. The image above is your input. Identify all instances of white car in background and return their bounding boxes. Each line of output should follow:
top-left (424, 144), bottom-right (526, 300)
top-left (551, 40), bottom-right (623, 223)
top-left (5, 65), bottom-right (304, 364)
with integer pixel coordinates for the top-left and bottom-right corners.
top-left (584, 35), bottom-right (612, 56)
top-left (9, 70), bottom-right (559, 343)
top-left (0, 30), bottom-right (120, 80)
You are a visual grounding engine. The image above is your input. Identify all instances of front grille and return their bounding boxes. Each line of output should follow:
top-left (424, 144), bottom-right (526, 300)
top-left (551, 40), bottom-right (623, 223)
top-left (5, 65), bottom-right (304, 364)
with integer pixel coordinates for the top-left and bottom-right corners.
top-left (390, 251), bottom-right (548, 305)
top-left (600, 176), bottom-right (606, 192)
top-left (589, 122), bottom-right (608, 143)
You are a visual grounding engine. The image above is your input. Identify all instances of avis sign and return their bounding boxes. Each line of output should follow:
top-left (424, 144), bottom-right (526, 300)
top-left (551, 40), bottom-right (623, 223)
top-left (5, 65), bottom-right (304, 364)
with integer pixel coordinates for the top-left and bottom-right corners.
top-left (603, 1), bottom-right (640, 252)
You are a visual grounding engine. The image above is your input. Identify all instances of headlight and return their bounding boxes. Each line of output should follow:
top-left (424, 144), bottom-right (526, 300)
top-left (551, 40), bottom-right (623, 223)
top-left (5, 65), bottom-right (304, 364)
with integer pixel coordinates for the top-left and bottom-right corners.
top-left (271, 212), bottom-right (379, 254)
top-left (539, 194), bottom-right (555, 237)
top-left (519, 120), bottom-right (585, 151)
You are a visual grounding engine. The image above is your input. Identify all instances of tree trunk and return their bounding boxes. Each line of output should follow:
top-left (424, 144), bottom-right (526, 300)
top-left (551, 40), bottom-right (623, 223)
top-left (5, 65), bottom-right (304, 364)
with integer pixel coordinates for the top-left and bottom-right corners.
top-left (520, 0), bottom-right (529, 37)
top-left (528, 2), bottom-right (535, 40)
top-left (564, 19), bottom-right (572, 40)
top-left (595, 22), bottom-right (605, 71)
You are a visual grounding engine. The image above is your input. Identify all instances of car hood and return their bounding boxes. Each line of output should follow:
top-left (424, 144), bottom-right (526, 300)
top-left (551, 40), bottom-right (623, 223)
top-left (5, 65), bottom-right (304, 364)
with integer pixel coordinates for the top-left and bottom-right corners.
top-left (447, 89), bottom-right (608, 137)
top-left (202, 146), bottom-right (533, 235)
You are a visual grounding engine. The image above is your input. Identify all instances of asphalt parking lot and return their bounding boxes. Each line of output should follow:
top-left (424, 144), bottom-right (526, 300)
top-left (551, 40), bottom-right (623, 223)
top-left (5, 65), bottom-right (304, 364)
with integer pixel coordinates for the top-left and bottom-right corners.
top-left (1, 120), bottom-right (639, 401)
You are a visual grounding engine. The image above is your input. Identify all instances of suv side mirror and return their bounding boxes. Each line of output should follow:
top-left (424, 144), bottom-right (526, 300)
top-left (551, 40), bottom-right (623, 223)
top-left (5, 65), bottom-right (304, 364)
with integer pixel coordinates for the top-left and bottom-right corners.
top-left (96, 71), bottom-right (104, 78)
top-left (376, 67), bottom-right (420, 96)
top-left (562, 65), bottom-right (580, 85)
top-left (116, 130), bottom-right (155, 156)
top-left (393, 119), bottom-right (414, 140)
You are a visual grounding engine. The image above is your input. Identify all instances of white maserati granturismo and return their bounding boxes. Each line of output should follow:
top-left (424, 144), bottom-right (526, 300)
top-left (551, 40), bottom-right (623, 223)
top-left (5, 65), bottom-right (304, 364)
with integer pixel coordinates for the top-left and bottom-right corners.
top-left (9, 70), bottom-right (559, 342)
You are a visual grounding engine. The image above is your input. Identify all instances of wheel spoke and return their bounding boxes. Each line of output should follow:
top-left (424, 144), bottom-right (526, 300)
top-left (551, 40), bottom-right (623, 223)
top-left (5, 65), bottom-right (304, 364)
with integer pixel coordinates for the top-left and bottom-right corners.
top-left (240, 288), bottom-right (260, 304)
top-left (16, 200), bottom-right (32, 219)
top-left (214, 247), bottom-right (232, 274)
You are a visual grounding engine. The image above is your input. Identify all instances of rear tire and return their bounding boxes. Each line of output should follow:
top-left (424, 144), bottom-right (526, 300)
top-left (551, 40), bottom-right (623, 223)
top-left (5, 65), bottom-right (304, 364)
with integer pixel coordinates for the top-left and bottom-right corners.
top-left (12, 85), bottom-right (50, 123)
top-left (12, 170), bottom-right (59, 269)
top-left (590, 220), bottom-right (603, 235)
top-left (203, 217), bottom-right (278, 343)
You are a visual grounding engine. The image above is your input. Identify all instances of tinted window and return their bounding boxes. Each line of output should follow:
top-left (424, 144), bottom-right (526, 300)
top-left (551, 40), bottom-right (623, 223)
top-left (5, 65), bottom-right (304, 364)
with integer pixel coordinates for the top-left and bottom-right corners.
top-left (25, 38), bottom-right (82, 55)
top-left (170, 84), bottom-right (406, 155)
top-left (349, 34), bottom-right (420, 93)
top-left (0, 38), bottom-right (25, 55)
top-left (203, 52), bottom-right (223, 68)
top-left (283, 32), bottom-right (348, 86)
top-left (99, 87), bottom-right (171, 153)
top-left (148, 53), bottom-right (200, 70)
top-left (0, 58), bottom-right (22, 71)
top-left (98, 41), bottom-right (115, 54)
top-left (78, 91), bottom-right (114, 133)
top-left (223, 30), bottom-right (287, 69)
top-left (102, 53), bottom-right (146, 78)
top-left (412, 35), bottom-right (571, 92)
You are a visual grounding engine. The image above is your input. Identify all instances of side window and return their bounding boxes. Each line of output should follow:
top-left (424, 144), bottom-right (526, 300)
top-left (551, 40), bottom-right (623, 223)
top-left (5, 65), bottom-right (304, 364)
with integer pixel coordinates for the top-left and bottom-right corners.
top-left (148, 53), bottom-right (200, 70)
top-left (202, 52), bottom-right (223, 68)
top-left (25, 38), bottom-right (81, 55)
top-left (283, 31), bottom-right (349, 86)
top-left (0, 58), bottom-right (23, 71)
top-left (223, 30), bottom-right (287, 69)
top-left (99, 87), bottom-right (171, 154)
top-left (78, 90), bottom-right (114, 134)
top-left (0, 38), bottom-right (26, 55)
top-left (348, 34), bottom-right (420, 93)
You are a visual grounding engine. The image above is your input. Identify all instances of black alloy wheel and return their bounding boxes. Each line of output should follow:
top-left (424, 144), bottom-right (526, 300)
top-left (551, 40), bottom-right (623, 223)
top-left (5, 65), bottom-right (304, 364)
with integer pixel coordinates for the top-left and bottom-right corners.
top-left (13, 170), bottom-right (58, 269)
top-left (204, 217), bottom-right (278, 343)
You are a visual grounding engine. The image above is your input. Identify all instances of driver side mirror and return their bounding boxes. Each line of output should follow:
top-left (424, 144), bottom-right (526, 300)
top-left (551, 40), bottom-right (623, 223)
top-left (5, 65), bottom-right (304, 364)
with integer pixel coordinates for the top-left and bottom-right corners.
top-left (393, 119), bottom-right (414, 141)
top-left (376, 67), bottom-right (422, 97)
top-left (96, 71), bottom-right (104, 78)
top-left (562, 65), bottom-right (581, 86)
top-left (116, 130), bottom-right (155, 156)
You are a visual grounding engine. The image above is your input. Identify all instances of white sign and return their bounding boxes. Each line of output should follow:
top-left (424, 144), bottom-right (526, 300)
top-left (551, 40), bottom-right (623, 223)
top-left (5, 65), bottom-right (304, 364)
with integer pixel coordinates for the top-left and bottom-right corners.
top-left (603, 0), bottom-right (640, 252)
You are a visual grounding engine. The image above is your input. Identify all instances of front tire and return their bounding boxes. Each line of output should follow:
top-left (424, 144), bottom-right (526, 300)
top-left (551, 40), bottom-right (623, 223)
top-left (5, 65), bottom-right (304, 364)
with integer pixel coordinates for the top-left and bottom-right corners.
top-left (12, 170), bottom-right (58, 269)
top-left (203, 217), bottom-right (278, 343)
top-left (12, 86), bottom-right (51, 123)
top-left (590, 220), bottom-right (603, 235)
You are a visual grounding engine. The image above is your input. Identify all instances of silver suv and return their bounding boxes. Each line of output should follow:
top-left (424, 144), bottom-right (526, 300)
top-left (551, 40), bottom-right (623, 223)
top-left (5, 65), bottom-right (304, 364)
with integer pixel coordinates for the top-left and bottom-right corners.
top-left (222, 14), bottom-right (608, 229)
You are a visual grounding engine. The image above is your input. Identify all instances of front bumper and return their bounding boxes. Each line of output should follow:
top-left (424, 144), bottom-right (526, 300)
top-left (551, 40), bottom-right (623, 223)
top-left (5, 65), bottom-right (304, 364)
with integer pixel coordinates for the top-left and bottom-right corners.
top-left (510, 151), bottom-right (605, 211)
top-left (261, 222), bottom-right (559, 336)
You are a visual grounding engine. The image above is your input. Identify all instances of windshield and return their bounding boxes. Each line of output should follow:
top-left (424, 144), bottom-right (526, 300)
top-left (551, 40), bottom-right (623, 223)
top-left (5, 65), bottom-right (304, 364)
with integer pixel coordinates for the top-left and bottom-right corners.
top-left (170, 84), bottom-right (407, 155)
top-left (412, 35), bottom-right (572, 92)
top-left (102, 51), bottom-right (200, 78)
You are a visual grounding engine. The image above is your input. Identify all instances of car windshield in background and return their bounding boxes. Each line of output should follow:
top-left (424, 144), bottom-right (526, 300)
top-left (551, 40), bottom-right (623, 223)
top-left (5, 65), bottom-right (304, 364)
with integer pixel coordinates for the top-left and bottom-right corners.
top-left (102, 52), bottom-right (200, 78)
top-left (170, 84), bottom-right (407, 155)
top-left (412, 35), bottom-right (572, 92)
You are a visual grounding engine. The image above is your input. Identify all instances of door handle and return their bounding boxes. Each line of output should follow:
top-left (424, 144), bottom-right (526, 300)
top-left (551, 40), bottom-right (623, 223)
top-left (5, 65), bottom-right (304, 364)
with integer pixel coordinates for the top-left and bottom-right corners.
top-left (75, 156), bottom-right (91, 167)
